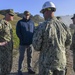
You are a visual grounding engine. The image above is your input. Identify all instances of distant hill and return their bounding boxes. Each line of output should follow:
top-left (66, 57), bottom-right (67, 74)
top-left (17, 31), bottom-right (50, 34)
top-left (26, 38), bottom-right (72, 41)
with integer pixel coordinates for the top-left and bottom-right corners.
top-left (17, 13), bottom-right (44, 24)
top-left (31, 14), bottom-right (44, 24)
top-left (0, 9), bottom-right (14, 15)
top-left (0, 9), bottom-right (73, 26)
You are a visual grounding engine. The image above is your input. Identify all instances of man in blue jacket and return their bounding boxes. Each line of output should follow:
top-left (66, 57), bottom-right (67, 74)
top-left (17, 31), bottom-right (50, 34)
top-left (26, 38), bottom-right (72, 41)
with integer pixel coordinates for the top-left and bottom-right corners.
top-left (16, 11), bottom-right (35, 75)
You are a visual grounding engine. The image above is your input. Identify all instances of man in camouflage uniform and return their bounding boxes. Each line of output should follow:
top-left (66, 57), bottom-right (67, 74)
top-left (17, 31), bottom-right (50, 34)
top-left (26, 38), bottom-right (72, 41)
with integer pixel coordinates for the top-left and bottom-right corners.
top-left (69, 14), bottom-right (75, 35)
top-left (0, 9), bottom-right (14, 75)
top-left (32, 1), bottom-right (72, 75)
top-left (69, 14), bottom-right (75, 72)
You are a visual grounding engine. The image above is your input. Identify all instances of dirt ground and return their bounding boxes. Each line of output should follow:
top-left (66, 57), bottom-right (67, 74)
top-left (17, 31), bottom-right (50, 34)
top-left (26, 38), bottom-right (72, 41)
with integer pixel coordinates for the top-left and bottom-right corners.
top-left (66, 49), bottom-right (75, 75)
top-left (10, 50), bottom-right (39, 75)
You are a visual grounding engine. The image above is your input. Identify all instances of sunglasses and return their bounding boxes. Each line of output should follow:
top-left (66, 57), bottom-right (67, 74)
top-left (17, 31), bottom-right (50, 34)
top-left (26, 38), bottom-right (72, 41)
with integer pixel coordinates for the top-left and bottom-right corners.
top-left (42, 8), bottom-right (55, 14)
top-left (9, 14), bottom-right (14, 16)
top-left (42, 8), bottom-right (51, 14)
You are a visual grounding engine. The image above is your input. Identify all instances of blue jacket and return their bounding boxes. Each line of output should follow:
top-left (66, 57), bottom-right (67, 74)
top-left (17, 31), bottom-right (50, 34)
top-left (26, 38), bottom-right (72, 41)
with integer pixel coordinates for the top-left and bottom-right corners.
top-left (16, 17), bottom-right (34, 45)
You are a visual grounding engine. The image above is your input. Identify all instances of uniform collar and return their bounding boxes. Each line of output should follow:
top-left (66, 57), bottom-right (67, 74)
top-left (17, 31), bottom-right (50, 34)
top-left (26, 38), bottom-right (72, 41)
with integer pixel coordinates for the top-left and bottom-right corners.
top-left (2, 18), bottom-right (9, 25)
top-left (46, 17), bottom-right (57, 21)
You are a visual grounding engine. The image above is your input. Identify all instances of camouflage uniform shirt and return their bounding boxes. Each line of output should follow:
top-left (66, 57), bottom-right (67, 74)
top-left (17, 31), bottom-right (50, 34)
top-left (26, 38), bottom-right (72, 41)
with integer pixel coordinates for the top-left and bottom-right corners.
top-left (70, 24), bottom-right (75, 71)
top-left (0, 19), bottom-right (12, 42)
top-left (0, 19), bottom-right (13, 75)
top-left (33, 17), bottom-right (72, 71)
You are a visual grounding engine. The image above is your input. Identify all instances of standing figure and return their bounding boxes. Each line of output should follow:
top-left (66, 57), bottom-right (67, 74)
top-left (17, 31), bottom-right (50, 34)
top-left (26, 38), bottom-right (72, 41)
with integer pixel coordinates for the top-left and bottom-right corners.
top-left (32, 1), bottom-right (72, 75)
top-left (0, 9), bottom-right (14, 75)
top-left (16, 11), bottom-right (35, 75)
top-left (70, 14), bottom-right (75, 72)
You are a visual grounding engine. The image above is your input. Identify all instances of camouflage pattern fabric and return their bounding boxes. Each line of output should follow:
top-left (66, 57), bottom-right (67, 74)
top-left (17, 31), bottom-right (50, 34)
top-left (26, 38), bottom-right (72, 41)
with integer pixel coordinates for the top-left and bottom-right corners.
top-left (69, 24), bottom-right (75, 37)
top-left (33, 17), bottom-right (72, 75)
top-left (69, 24), bottom-right (75, 71)
top-left (69, 24), bottom-right (75, 50)
top-left (0, 19), bottom-right (13, 75)
top-left (71, 31), bottom-right (75, 71)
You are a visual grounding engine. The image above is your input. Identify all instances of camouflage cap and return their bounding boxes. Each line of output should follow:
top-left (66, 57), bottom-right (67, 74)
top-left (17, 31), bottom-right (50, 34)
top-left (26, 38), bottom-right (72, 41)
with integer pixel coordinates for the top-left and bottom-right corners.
top-left (24, 10), bottom-right (30, 15)
top-left (6, 9), bottom-right (15, 16)
top-left (71, 14), bottom-right (75, 19)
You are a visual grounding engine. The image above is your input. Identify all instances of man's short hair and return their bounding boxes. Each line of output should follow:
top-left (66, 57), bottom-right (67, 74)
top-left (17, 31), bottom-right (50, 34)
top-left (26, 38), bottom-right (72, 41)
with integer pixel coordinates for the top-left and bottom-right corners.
top-left (24, 11), bottom-right (30, 15)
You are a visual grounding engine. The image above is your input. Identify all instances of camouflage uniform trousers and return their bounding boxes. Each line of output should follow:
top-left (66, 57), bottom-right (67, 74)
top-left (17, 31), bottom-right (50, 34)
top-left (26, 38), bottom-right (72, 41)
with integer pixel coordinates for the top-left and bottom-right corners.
top-left (0, 42), bottom-right (13, 75)
top-left (73, 50), bottom-right (75, 72)
top-left (39, 64), bottom-right (65, 75)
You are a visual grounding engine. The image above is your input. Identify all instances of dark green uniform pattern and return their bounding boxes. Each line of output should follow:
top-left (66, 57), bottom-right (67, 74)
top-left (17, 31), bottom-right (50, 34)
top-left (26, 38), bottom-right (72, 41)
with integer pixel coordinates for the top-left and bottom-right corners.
top-left (0, 19), bottom-right (13, 75)
top-left (33, 17), bottom-right (72, 75)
